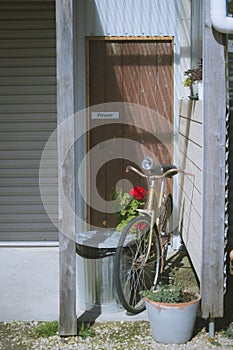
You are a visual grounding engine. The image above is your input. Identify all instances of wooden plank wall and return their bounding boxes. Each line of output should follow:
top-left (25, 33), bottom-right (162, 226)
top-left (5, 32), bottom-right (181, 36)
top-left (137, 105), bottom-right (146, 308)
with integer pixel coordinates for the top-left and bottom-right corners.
top-left (178, 99), bottom-right (203, 279)
top-left (87, 39), bottom-right (173, 229)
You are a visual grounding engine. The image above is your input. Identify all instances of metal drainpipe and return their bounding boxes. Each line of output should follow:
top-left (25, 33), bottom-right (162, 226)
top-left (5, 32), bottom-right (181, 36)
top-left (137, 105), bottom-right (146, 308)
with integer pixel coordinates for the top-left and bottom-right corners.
top-left (209, 0), bottom-right (233, 340)
top-left (210, 0), bottom-right (233, 34)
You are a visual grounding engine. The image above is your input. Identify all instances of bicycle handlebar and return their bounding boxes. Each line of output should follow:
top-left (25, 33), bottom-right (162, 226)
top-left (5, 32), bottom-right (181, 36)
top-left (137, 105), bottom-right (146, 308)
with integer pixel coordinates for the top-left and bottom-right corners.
top-left (126, 165), bottom-right (148, 178)
top-left (126, 165), bottom-right (190, 179)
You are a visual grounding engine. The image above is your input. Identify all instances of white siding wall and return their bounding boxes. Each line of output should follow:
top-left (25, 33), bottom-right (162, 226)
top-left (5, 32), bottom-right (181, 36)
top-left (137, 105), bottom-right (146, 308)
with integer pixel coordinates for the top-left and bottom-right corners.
top-left (178, 99), bottom-right (203, 279)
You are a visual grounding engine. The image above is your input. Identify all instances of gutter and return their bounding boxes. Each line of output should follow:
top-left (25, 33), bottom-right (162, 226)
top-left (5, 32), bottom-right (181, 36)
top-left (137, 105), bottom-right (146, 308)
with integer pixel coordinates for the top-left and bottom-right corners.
top-left (210, 0), bottom-right (233, 33)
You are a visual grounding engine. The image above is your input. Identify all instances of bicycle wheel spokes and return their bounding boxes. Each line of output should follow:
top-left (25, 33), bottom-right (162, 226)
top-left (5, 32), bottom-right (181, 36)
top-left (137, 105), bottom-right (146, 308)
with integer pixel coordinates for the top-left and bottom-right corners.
top-left (158, 193), bottom-right (173, 263)
top-left (159, 193), bottom-right (173, 235)
top-left (115, 216), bottom-right (161, 314)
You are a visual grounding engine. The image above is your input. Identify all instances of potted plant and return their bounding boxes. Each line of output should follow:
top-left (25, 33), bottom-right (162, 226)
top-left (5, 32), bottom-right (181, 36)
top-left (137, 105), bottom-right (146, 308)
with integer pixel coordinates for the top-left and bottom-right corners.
top-left (184, 59), bottom-right (203, 100)
top-left (141, 283), bottom-right (201, 344)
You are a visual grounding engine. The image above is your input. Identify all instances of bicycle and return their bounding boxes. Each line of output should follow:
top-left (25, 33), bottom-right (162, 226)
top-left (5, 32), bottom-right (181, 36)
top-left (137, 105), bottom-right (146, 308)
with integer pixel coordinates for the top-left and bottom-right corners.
top-left (114, 157), bottom-right (186, 314)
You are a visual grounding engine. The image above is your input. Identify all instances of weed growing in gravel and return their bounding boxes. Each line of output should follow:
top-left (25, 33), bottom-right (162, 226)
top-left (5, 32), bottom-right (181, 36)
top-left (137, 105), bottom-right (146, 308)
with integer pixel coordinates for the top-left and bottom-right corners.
top-left (221, 327), bottom-right (233, 339)
top-left (208, 337), bottom-right (222, 346)
top-left (35, 321), bottom-right (58, 338)
top-left (78, 322), bottom-right (95, 338)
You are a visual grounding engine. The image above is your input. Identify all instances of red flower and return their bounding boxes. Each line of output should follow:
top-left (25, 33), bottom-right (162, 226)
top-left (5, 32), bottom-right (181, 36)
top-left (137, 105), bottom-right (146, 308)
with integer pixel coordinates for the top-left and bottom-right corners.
top-left (134, 223), bottom-right (147, 230)
top-left (129, 186), bottom-right (146, 200)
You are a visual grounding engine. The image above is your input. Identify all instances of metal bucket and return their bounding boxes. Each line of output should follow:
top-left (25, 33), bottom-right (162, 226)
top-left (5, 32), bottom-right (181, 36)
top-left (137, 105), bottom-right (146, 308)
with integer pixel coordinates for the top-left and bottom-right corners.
top-left (76, 230), bottom-right (123, 313)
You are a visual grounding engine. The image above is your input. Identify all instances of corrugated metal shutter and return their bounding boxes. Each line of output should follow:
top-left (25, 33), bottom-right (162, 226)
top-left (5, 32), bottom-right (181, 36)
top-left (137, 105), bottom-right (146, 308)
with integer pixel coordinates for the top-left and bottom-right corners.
top-left (0, 0), bottom-right (58, 241)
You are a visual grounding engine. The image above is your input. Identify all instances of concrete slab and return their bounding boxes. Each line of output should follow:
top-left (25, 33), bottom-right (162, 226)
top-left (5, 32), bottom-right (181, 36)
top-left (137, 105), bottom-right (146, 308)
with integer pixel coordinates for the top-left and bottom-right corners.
top-left (77, 308), bottom-right (148, 323)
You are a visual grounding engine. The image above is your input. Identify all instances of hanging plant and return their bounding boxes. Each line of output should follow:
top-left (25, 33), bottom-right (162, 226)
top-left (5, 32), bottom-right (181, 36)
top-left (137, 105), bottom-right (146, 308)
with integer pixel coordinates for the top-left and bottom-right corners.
top-left (184, 58), bottom-right (202, 98)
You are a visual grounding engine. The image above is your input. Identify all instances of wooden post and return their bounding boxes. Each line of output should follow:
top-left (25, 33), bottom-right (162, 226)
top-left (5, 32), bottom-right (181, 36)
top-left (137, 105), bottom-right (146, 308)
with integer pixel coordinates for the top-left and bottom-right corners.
top-left (201, 0), bottom-right (226, 319)
top-left (56, 0), bottom-right (77, 335)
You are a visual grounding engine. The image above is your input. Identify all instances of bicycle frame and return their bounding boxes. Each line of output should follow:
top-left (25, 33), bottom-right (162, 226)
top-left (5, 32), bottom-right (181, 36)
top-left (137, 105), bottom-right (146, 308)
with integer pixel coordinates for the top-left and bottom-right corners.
top-left (138, 176), bottom-right (168, 269)
top-left (114, 162), bottom-right (194, 314)
top-left (126, 164), bottom-right (183, 271)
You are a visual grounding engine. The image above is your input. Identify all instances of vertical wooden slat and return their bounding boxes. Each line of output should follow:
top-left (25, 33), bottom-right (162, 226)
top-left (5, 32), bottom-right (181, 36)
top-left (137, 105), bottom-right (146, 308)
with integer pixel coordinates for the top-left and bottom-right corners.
top-left (89, 40), bottom-right (106, 227)
top-left (139, 40), bottom-right (173, 164)
top-left (156, 41), bottom-right (173, 123)
top-left (201, 0), bottom-right (225, 318)
top-left (122, 41), bottom-right (141, 185)
top-left (56, 0), bottom-right (77, 335)
top-left (105, 41), bottom-right (123, 227)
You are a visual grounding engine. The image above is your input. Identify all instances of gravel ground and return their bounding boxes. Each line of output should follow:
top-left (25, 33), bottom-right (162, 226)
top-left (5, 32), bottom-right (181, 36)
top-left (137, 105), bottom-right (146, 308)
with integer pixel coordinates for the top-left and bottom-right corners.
top-left (0, 319), bottom-right (232, 350)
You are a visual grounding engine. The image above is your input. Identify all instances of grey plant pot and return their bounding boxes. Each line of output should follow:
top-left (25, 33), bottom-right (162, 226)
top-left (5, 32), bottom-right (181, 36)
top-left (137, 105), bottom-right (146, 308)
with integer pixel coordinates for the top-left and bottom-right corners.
top-left (144, 292), bottom-right (201, 344)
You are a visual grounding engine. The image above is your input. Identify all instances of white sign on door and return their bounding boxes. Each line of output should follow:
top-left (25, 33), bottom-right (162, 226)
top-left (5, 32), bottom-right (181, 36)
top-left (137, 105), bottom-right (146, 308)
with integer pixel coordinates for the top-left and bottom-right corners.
top-left (91, 112), bottom-right (119, 119)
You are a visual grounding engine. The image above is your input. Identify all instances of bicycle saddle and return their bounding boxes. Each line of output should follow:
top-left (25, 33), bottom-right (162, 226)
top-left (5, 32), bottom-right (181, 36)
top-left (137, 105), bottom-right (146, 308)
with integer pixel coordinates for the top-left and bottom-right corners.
top-left (152, 164), bottom-right (178, 177)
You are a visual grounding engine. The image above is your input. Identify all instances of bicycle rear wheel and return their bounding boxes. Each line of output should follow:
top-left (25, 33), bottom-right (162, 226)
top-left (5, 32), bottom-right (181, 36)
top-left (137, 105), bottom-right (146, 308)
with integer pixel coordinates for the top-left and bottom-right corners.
top-left (114, 215), bottom-right (161, 314)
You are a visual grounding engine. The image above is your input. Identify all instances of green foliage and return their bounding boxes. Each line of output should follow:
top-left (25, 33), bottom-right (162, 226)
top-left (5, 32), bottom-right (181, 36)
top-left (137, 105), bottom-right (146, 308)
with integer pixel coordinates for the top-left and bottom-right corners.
top-left (221, 327), bottom-right (233, 339)
top-left (208, 338), bottom-right (222, 346)
top-left (228, 1), bottom-right (233, 15)
top-left (78, 322), bottom-right (95, 338)
top-left (35, 321), bottom-right (58, 338)
top-left (110, 188), bottom-right (145, 232)
top-left (184, 58), bottom-right (202, 94)
top-left (141, 283), bottom-right (197, 303)
top-left (35, 321), bottom-right (95, 339)
top-left (183, 76), bottom-right (192, 88)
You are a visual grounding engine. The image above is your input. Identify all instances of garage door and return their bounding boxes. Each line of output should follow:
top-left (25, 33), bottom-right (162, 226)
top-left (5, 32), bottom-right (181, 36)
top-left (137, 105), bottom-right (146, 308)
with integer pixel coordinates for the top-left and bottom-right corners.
top-left (0, 0), bottom-right (57, 241)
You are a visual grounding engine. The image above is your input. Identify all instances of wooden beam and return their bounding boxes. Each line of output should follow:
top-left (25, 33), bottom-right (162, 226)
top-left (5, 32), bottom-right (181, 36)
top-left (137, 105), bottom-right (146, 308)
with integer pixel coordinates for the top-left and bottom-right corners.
top-left (56, 0), bottom-right (77, 335)
top-left (201, 0), bottom-right (226, 318)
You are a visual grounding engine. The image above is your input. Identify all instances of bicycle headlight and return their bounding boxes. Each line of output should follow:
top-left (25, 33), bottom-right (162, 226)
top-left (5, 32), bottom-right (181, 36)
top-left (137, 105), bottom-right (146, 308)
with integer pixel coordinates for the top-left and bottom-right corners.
top-left (142, 157), bottom-right (155, 171)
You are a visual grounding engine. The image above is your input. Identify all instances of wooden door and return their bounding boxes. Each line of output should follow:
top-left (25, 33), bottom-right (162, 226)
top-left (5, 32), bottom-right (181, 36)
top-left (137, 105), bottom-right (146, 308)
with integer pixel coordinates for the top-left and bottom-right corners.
top-left (87, 38), bottom-right (173, 229)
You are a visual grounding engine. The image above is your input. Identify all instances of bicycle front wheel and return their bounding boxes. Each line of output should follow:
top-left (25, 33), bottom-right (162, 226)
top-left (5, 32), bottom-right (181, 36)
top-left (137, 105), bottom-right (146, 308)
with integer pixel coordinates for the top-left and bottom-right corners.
top-left (114, 216), bottom-right (161, 314)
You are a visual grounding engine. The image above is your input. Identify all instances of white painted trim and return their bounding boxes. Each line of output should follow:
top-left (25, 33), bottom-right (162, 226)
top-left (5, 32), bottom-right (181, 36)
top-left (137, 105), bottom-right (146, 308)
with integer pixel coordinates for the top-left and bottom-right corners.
top-left (0, 241), bottom-right (59, 248)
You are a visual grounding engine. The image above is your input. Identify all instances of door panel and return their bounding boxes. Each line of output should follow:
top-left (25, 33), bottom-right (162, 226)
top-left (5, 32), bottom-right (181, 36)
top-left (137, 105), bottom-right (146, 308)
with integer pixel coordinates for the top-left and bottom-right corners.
top-left (87, 38), bottom-right (173, 229)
